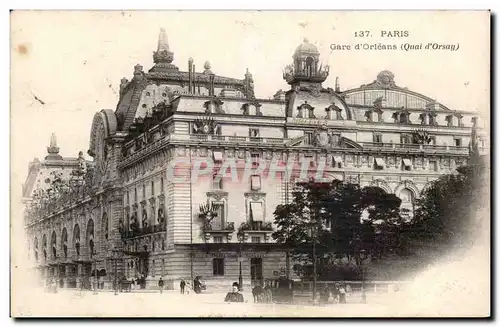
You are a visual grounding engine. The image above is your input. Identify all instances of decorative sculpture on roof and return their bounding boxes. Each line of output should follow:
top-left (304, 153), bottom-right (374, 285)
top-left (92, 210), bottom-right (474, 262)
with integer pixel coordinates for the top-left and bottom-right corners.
top-left (411, 128), bottom-right (432, 144)
top-left (375, 70), bottom-right (396, 89)
top-left (153, 28), bottom-right (174, 64)
top-left (283, 39), bottom-right (329, 85)
top-left (193, 114), bottom-right (219, 135)
top-left (243, 68), bottom-right (255, 99)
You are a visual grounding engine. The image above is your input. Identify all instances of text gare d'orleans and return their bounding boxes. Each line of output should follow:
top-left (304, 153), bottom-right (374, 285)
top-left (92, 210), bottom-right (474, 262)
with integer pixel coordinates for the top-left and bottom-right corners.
top-left (330, 42), bottom-right (460, 51)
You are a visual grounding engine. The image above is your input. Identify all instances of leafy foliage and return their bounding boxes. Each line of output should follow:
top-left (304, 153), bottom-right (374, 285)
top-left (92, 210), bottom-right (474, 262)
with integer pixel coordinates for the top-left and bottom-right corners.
top-left (272, 180), bottom-right (404, 280)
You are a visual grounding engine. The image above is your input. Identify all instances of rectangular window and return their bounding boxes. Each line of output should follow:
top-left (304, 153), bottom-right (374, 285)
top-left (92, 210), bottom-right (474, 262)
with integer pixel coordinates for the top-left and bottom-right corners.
top-left (304, 132), bottom-right (313, 145)
top-left (160, 177), bottom-right (164, 194)
top-left (330, 134), bottom-right (340, 146)
top-left (151, 181), bottom-right (155, 196)
top-left (454, 138), bottom-right (462, 147)
top-left (213, 236), bottom-right (223, 244)
top-left (251, 236), bottom-right (261, 244)
top-left (161, 259), bottom-right (165, 276)
top-left (211, 201), bottom-right (225, 230)
top-left (249, 128), bottom-right (260, 138)
top-left (373, 133), bottom-right (383, 144)
top-left (152, 260), bottom-right (155, 277)
top-left (213, 176), bottom-right (223, 190)
top-left (332, 155), bottom-right (343, 168)
top-left (374, 158), bottom-right (385, 170)
top-left (305, 154), bottom-right (315, 167)
top-left (213, 258), bottom-right (225, 276)
top-left (134, 188), bottom-right (138, 202)
top-left (251, 153), bottom-right (260, 168)
top-left (213, 151), bottom-right (223, 164)
top-left (402, 158), bottom-right (412, 171)
top-left (250, 175), bottom-right (261, 191)
top-left (250, 202), bottom-right (264, 222)
top-left (429, 160), bottom-right (438, 172)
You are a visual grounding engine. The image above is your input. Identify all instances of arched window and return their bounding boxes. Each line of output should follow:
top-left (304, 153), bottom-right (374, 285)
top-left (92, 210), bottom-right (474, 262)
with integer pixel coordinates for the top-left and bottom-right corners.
top-left (102, 213), bottom-right (109, 241)
top-left (34, 237), bottom-right (39, 261)
top-left (61, 228), bottom-right (68, 259)
top-left (51, 231), bottom-right (57, 259)
top-left (42, 234), bottom-right (47, 261)
top-left (73, 224), bottom-right (81, 257)
top-left (305, 57), bottom-right (314, 77)
top-left (87, 219), bottom-right (95, 257)
top-left (399, 188), bottom-right (415, 221)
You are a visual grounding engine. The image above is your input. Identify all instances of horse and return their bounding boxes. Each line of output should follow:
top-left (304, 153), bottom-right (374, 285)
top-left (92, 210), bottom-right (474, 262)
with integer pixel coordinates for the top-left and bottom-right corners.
top-left (252, 286), bottom-right (265, 303)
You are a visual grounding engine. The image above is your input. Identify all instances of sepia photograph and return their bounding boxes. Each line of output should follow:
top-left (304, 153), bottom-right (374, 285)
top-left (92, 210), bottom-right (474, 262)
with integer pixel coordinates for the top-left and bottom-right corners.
top-left (10, 10), bottom-right (491, 318)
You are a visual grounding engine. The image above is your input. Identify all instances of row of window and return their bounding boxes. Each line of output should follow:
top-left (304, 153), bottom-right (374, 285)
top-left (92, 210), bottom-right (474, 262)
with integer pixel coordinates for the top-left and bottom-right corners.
top-left (374, 158), bottom-right (439, 172)
top-left (126, 177), bottom-right (165, 205)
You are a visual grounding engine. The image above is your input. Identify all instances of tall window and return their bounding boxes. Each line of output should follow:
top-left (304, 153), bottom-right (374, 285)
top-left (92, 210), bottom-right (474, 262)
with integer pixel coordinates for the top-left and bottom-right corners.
top-left (142, 184), bottom-right (146, 199)
top-left (429, 160), bottom-right (438, 172)
top-left (251, 153), bottom-right (260, 168)
top-left (134, 188), bottom-right (137, 203)
top-left (304, 132), bottom-right (313, 145)
top-left (213, 176), bottom-right (223, 190)
top-left (151, 181), bottom-right (155, 196)
top-left (160, 177), bottom-right (164, 194)
top-left (213, 258), bottom-right (225, 276)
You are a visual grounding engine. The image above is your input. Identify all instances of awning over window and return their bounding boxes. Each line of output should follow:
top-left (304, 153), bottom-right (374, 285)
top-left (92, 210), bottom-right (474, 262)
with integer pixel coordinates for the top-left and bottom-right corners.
top-left (251, 175), bottom-right (261, 191)
top-left (333, 156), bottom-right (343, 164)
top-left (250, 202), bottom-right (264, 222)
top-left (213, 151), bottom-right (223, 162)
top-left (375, 158), bottom-right (385, 167)
top-left (402, 158), bottom-right (412, 167)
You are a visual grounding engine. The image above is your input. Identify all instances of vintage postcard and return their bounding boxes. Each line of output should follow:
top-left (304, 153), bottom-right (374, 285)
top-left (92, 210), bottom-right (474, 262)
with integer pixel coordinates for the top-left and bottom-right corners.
top-left (10, 10), bottom-right (491, 318)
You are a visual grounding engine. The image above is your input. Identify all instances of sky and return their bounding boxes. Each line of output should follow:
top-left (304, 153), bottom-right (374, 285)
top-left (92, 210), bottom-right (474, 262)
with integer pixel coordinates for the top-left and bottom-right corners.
top-left (10, 11), bottom-right (490, 193)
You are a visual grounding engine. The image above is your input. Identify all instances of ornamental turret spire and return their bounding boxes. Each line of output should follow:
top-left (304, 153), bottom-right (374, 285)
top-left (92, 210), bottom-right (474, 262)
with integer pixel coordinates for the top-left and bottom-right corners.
top-left (47, 133), bottom-right (59, 154)
top-left (45, 133), bottom-right (63, 160)
top-left (150, 28), bottom-right (179, 73)
top-left (157, 28), bottom-right (169, 52)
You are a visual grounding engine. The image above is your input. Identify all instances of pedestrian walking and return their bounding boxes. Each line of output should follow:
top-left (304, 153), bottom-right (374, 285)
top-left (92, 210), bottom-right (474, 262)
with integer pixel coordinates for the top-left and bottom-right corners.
top-left (180, 278), bottom-right (186, 294)
top-left (158, 277), bottom-right (164, 294)
top-left (338, 284), bottom-right (347, 304)
top-left (320, 284), bottom-right (330, 304)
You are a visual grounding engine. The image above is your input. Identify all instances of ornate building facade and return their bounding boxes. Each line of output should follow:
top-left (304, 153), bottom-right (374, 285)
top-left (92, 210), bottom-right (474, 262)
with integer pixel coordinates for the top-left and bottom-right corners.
top-left (23, 29), bottom-right (488, 291)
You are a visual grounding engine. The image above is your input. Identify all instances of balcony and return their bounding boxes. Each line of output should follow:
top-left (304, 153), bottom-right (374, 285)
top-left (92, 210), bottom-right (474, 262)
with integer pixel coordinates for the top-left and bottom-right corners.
top-left (120, 224), bottom-right (166, 239)
top-left (188, 134), bottom-right (285, 145)
top-left (359, 142), bottom-right (470, 154)
top-left (240, 221), bottom-right (273, 232)
top-left (203, 221), bottom-right (235, 232)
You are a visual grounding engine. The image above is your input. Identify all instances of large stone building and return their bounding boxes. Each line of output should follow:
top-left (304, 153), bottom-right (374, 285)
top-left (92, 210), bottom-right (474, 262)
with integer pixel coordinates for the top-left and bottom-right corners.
top-left (23, 29), bottom-right (488, 291)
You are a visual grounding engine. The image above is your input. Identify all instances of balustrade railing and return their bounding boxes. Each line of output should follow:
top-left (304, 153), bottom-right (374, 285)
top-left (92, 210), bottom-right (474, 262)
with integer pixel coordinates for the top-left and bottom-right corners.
top-left (359, 142), bottom-right (470, 153)
top-left (189, 134), bottom-right (285, 144)
top-left (203, 221), bottom-right (235, 232)
top-left (121, 224), bottom-right (166, 239)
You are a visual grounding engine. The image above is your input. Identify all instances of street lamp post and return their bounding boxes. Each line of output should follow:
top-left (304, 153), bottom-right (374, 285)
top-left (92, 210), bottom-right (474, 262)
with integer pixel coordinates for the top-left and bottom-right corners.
top-left (111, 249), bottom-right (122, 296)
top-left (237, 230), bottom-right (244, 292)
top-left (92, 250), bottom-right (98, 295)
top-left (360, 249), bottom-right (367, 304)
top-left (311, 224), bottom-right (317, 305)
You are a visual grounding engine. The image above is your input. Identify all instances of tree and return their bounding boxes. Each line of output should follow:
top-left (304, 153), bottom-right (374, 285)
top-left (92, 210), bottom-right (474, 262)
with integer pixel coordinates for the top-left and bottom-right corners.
top-left (272, 179), bottom-right (404, 280)
top-left (406, 158), bottom-right (488, 251)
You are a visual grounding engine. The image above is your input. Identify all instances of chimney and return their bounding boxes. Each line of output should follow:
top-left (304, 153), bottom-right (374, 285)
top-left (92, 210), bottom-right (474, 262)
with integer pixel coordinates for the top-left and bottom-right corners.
top-left (335, 77), bottom-right (340, 92)
top-left (188, 57), bottom-right (193, 94)
top-left (192, 64), bottom-right (196, 94)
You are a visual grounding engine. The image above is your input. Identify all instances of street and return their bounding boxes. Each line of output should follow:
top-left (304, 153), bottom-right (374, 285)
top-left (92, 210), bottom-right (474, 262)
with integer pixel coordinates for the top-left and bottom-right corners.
top-left (14, 287), bottom-right (403, 317)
